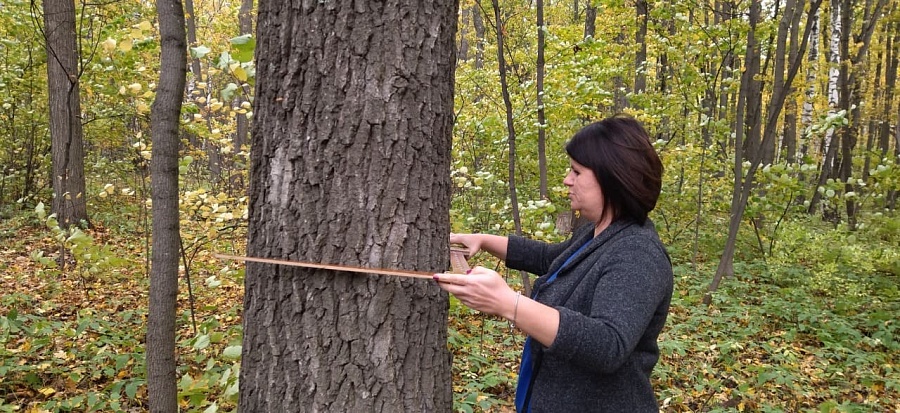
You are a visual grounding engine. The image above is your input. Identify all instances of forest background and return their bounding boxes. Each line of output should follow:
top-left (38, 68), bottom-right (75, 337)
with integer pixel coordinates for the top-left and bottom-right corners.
top-left (0, 0), bottom-right (898, 411)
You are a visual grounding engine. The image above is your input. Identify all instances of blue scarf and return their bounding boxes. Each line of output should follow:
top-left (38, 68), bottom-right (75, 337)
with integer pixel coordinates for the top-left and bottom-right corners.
top-left (514, 239), bottom-right (592, 412)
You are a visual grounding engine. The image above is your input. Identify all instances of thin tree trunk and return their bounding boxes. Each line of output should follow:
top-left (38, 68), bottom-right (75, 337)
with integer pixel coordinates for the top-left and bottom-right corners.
top-left (147, 0), bottom-right (187, 411)
top-left (231, 0), bottom-right (254, 194)
top-left (808, 0), bottom-right (843, 214)
top-left (612, 29), bottom-right (629, 112)
top-left (800, 10), bottom-right (819, 162)
top-left (43, 0), bottom-right (90, 229)
top-left (488, 0), bottom-right (531, 296)
top-left (634, 0), bottom-right (648, 97)
top-left (474, 5), bottom-right (485, 69)
top-left (706, 0), bottom-right (761, 305)
top-left (183, 0), bottom-right (222, 183)
top-left (782, 0), bottom-right (803, 163)
top-left (537, 0), bottom-right (548, 199)
top-left (707, 0), bottom-right (822, 304)
top-left (836, 0), bottom-right (888, 228)
top-left (584, 3), bottom-right (596, 39)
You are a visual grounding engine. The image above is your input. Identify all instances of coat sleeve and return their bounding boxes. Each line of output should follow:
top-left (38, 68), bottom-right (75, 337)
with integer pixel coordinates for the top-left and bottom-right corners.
top-left (505, 232), bottom-right (578, 277)
top-left (544, 234), bottom-right (673, 374)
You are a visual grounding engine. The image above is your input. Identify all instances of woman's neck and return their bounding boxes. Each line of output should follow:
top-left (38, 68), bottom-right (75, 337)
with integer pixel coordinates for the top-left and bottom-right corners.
top-left (593, 215), bottom-right (613, 236)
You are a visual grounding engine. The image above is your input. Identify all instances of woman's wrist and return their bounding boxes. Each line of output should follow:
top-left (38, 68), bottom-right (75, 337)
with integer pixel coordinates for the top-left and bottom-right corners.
top-left (503, 290), bottom-right (521, 325)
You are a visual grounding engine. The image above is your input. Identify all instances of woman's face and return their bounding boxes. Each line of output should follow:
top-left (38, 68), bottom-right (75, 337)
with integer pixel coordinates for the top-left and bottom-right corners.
top-left (563, 158), bottom-right (605, 222)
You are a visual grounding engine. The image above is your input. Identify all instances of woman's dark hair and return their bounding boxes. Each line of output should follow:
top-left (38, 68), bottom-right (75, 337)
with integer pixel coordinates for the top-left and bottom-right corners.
top-left (565, 114), bottom-right (663, 224)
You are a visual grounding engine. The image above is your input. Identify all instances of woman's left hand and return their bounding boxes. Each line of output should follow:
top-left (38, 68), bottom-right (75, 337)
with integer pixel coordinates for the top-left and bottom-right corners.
top-left (434, 266), bottom-right (518, 319)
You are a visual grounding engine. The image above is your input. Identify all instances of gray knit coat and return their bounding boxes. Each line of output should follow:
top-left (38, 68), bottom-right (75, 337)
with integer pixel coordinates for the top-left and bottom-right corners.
top-left (506, 219), bottom-right (673, 412)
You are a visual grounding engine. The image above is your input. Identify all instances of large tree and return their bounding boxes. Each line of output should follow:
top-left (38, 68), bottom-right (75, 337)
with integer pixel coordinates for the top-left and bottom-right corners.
top-left (240, 1), bottom-right (457, 410)
top-left (42, 0), bottom-right (89, 228)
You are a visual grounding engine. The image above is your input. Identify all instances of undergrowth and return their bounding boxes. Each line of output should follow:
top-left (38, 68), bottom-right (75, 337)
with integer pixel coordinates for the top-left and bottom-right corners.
top-left (1, 205), bottom-right (898, 412)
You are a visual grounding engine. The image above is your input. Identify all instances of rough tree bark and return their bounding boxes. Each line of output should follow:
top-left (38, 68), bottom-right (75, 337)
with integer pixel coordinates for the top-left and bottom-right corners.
top-left (240, 1), bottom-right (457, 410)
top-left (42, 0), bottom-right (90, 229)
top-left (147, 0), bottom-right (187, 411)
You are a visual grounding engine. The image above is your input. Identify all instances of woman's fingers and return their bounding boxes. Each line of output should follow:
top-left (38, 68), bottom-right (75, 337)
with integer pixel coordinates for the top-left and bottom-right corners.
top-left (433, 273), bottom-right (466, 286)
top-left (434, 267), bottom-right (514, 317)
top-left (449, 233), bottom-right (480, 256)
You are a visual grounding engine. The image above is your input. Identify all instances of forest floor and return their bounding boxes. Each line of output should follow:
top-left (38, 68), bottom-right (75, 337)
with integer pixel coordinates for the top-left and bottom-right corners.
top-left (1, 215), bottom-right (899, 412)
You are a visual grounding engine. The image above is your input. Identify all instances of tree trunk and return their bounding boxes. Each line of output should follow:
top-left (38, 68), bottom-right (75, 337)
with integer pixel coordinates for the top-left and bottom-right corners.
top-left (147, 0), bottom-right (187, 411)
top-left (808, 0), bottom-right (843, 214)
top-left (706, 0), bottom-right (822, 304)
top-left (537, 0), bottom-right (548, 199)
top-left (634, 0), bottom-right (648, 96)
top-left (781, 0), bottom-right (803, 163)
top-left (240, 2), bottom-right (456, 410)
top-left (183, 0), bottom-right (222, 183)
top-left (706, 0), bottom-right (761, 305)
top-left (584, 3), bottom-right (596, 39)
top-left (877, 22), bottom-right (897, 212)
top-left (231, 0), bottom-right (254, 194)
top-left (473, 5), bottom-right (485, 69)
top-left (459, 7), bottom-right (471, 62)
top-left (612, 29), bottom-right (629, 112)
top-left (43, 0), bottom-right (90, 229)
top-left (800, 10), bottom-right (819, 162)
top-left (488, 0), bottom-right (531, 296)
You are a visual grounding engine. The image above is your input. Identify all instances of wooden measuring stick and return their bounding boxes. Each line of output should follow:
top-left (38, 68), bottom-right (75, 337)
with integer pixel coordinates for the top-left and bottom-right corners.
top-left (449, 247), bottom-right (471, 274)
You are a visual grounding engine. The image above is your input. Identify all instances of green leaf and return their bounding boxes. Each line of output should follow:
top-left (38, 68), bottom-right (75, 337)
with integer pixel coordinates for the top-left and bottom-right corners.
top-left (224, 380), bottom-right (239, 399)
top-left (230, 34), bottom-right (253, 45)
top-left (230, 35), bottom-right (255, 63)
top-left (221, 83), bottom-right (238, 102)
top-left (193, 334), bottom-right (210, 350)
top-left (179, 373), bottom-right (194, 389)
top-left (222, 345), bottom-right (242, 360)
top-left (190, 45), bottom-right (211, 59)
top-left (125, 381), bottom-right (139, 399)
top-left (35, 202), bottom-right (46, 220)
top-left (217, 51), bottom-right (233, 70)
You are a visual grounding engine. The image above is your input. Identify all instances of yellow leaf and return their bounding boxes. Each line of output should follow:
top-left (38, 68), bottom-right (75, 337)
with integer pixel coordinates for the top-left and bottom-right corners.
top-left (102, 38), bottom-right (117, 52)
top-left (118, 39), bottom-right (133, 52)
top-left (138, 21), bottom-right (153, 32)
top-left (39, 387), bottom-right (56, 396)
top-left (234, 66), bottom-right (248, 82)
top-left (130, 28), bottom-right (143, 40)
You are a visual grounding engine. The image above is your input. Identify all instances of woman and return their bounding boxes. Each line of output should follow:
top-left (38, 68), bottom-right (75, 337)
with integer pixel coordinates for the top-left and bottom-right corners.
top-left (435, 115), bottom-right (673, 412)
